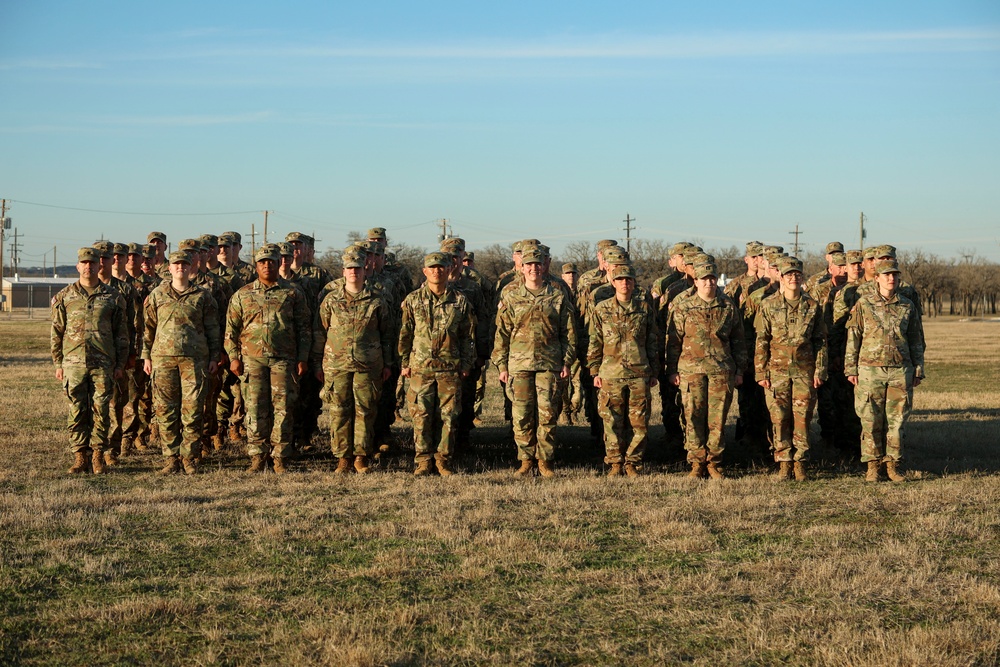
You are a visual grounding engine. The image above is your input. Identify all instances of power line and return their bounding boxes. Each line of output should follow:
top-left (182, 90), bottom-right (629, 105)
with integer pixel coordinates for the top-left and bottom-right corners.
top-left (9, 199), bottom-right (261, 216)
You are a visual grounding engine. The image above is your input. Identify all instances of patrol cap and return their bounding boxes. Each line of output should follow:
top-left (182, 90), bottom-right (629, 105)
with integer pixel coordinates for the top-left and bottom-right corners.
top-left (92, 240), bottom-right (114, 258)
top-left (200, 234), bottom-right (219, 248)
top-left (277, 242), bottom-right (294, 257)
top-left (354, 240), bottom-right (379, 254)
top-left (603, 247), bottom-right (630, 265)
top-left (520, 238), bottom-right (541, 248)
top-left (147, 231), bottom-right (167, 244)
top-left (440, 238), bottom-right (465, 253)
top-left (694, 262), bottom-right (718, 279)
top-left (342, 250), bottom-right (366, 269)
top-left (778, 257), bottom-right (804, 275)
top-left (875, 259), bottom-right (901, 274)
top-left (830, 252), bottom-right (847, 266)
top-left (126, 242), bottom-right (143, 256)
top-left (222, 231), bottom-right (242, 244)
top-left (254, 246), bottom-right (280, 262)
top-left (77, 247), bottom-right (101, 263)
top-left (465, 251), bottom-right (475, 261)
top-left (423, 252), bottom-right (451, 268)
top-left (610, 264), bottom-right (636, 280)
top-left (367, 227), bottom-right (387, 240)
top-left (825, 241), bottom-right (845, 254)
top-left (141, 244), bottom-right (156, 259)
top-left (113, 242), bottom-right (129, 256)
top-left (285, 231), bottom-right (308, 243)
top-left (682, 248), bottom-right (702, 265)
top-left (846, 250), bottom-right (863, 264)
top-left (596, 239), bottom-right (618, 250)
top-left (511, 241), bottom-right (524, 253)
top-left (670, 242), bottom-right (692, 257)
top-left (746, 241), bottom-right (764, 257)
top-left (217, 234), bottom-right (233, 247)
top-left (561, 262), bottom-right (578, 274)
top-left (874, 244), bottom-right (897, 259)
top-left (178, 238), bottom-right (201, 253)
top-left (863, 247), bottom-right (878, 260)
top-left (168, 250), bottom-right (191, 265)
top-left (521, 248), bottom-right (545, 264)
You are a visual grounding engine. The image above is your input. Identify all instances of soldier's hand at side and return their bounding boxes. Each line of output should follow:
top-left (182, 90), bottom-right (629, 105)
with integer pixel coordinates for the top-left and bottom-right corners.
top-left (593, 376), bottom-right (603, 388)
top-left (381, 367), bottom-right (391, 382)
top-left (813, 378), bottom-right (823, 389)
top-left (668, 373), bottom-right (680, 386)
top-left (208, 361), bottom-right (218, 374)
top-left (913, 376), bottom-right (922, 388)
top-left (734, 373), bottom-right (743, 387)
top-left (315, 369), bottom-right (325, 384)
top-left (114, 369), bottom-right (124, 380)
top-left (498, 371), bottom-right (509, 384)
top-left (297, 362), bottom-right (308, 377)
top-left (401, 367), bottom-right (411, 378)
top-left (648, 376), bottom-right (658, 388)
top-left (758, 379), bottom-right (771, 390)
top-left (560, 365), bottom-right (570, 379)
top-left (231, 359), bottom-right (243, 376)
top-left (848, 375), bottom-right (858, 386)
top-left (55, 368), bottom-right (64, 381)
top-left (143, 359), bottom-right (152, 376)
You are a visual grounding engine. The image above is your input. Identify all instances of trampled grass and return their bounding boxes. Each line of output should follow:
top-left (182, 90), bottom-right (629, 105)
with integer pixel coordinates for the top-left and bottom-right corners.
top-left (1, 317), bottom-right (999, 665)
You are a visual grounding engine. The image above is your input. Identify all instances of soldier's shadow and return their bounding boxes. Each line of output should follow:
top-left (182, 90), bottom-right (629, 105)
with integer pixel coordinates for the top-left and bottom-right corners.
top-left (908, 406), bottom-right (1000, 475)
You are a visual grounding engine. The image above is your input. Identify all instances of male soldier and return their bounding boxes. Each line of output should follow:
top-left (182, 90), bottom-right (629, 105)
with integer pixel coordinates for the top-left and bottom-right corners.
top-left (587, 264), bottom-right (659, 476)
top-left (147, 231), bottom-right (169, 280)
top-left (803, 241), bottom-right (845, 294)
top-left (755, 257), bottom-right (828, 481)
top-left (143, 251), bottom-right (221, 474)
top-left (211, 234), bottom-right (245, 292)
top-left (92, 240), bottom-right (142, 465)
top-left (724, 241), bottom-right (765, 309)
top-left (226, 246), bottom-right (311, 474)
top-left (575, 240), bottom-right (618, 309)
top-left (493, 247), bottom-right (577, 477)
top-left (369, 227), bottom-right (414, 296)
top-left (121, 242), bottom-right (156, 453)
top-left (665, 261), bottom-right (747, 479)
top-left (287, 231), bottom-right (333, 290)
top-left (314, 247), bottom-right (394, 474)
top-left (51, 248), bottom-right (130, 474)
top-left (218, 231), bottom-right (257, 285)
top-left (399, 252), bottom-right (476, 475)
top-left (492, 241), bottom-right (526, 422)
top-left (140, 244), bottom-right (158, 281)
top-left (651, 242), bottom-right (695, 303)
top-left (846, 259), bottom-right (925, 482)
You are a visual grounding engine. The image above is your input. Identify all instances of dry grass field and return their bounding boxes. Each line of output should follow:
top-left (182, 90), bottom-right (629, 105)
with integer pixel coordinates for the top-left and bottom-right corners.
top-left (1, 317), bottom-right (999, 666)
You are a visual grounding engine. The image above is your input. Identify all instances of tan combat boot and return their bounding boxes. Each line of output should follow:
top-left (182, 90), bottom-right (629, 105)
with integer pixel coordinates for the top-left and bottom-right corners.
top-left (435, 456), bottom-right (454, 477)
top-left (607, 463), bottom-right (623, 477)
top-left (885, 460), bottom-right (905, 483)
top-left (158, 455), bottom-right (180, 475)
top-left (121, 438), bottom-right (134, 456)
top-left (228, 424), bottom-right (243, 445)
top-left (413, 458), bottom-right (433, 476)
top-left (354, 456), bottom-right (371, 475)
top-left (793, 462), bottom-right (808, 481)
top-left (774, 461), bottom-right (793, 481)
top-left (68, 451), bottom-right (90, 474)
top-left (514, 460), bottom-right (534, 477)
top-left (272, 457), bottom-right (288, 475)
top-left (865, 460), bottom-right (881, 482)
top-left (537, 460), bottom-right (556, 478)
top-left (624, 463), bottom-right (640, 478)
top-left (706, 462), bottom-right (725, 480)
top-left (135, 435), bottom-right (149, 452)
top-left (104, 450), bottom-right (119, 467)
top-left (688, 462), bottom-right (705, 479)
top-left (182, 457), bottom-right (198, 475)
top-left (91, 450), bottom-right (107, 475)
top-left (211, 434), bottom-right (225, 451)
top-left (334, 457), bottom-right (353, 474)
top-left (247, 454), bottom-right (266, 473)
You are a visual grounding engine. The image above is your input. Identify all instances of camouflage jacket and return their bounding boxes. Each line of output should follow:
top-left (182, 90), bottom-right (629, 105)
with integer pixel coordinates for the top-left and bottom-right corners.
top-left (210, 263), bottom-right (245, 293)
top-left (651, 269), bottom-right (684, 303)
top-left (225, 278), bottom-right (312, 362)
top-left (51, 282), bottom-right (129, 372)
top-left (587, 293), bottom-right (659, 380)
top-left (754, 291), bottom-right (828, 382)
top-left (298, 262), bottom-right (333, 291)
top-left (724, 272), bottom-right (761, 309)
top-left (742, 281), bottom-right (778, 347)
top-left (385, 261), bottom-right (414, 297)
top-left (450, 273), bottom-right (489, 358)
top-left (832, 280), bottom-right (864, 329)
top-left (142, 282), bottom-right (222, 361)
top-left (192, 270), bottom-right (232, 335)
top-left (493, 281), bottom-right (577, 374)
top-left (494, 268), bottom-right (518, 305)
top-left (463, 266), bottom-right (495, 311)
top-left (812, 278), bottom-right (848, 371)
top-left (666, 291), bottom-right (748, 376)
top-left (845, 290), bottom-right (925, 377)
top-left (575, 268), bottom-right (606, 313)
top-left (314, 279), bottom-right (394, 373)
top-left (233, 259), bottom-right (257, 285)
top-left (803, 269), bottom-right (831, 296)
top-left (398, 284), bottom-right (475, 374)
top-left (104, 275), bottom-right (143, 359)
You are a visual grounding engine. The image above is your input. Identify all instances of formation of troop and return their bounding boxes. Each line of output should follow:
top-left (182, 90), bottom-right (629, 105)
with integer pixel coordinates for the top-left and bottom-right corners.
top-left (51, 229), bottom-right (925, 483)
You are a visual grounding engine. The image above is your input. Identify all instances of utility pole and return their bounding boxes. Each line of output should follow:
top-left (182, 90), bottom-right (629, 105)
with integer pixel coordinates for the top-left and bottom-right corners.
top-left (789, 224), bottom-right (802, 256)
top-left (859, 212), bottom-right (867, 251)
top-left (263, 210), bottom-right (270, 244)
top-left (623, 213), bottom-right (635, 253)
top-left (436, 218), bottom-right (452, 243)
top-left (53, 246), bottom-right (57, 278)
top-left (250, 224), bottom-right (257, 257)
top-left (0, 198), bottom-right (7, 282)
top-left (9, 228), bottom-right (22, 277)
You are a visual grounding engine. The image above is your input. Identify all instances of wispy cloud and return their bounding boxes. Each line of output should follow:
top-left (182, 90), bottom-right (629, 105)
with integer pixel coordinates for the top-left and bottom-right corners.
top-left (0, 58), bottom-right (102, 71)
top-left (98, 111), bottom-right (275, 127)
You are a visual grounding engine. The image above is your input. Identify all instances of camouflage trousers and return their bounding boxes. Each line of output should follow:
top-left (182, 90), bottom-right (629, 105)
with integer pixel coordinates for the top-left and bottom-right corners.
top-left (217, 368), bottom-right (245, 431)
top-left (325, 370), bottom-right (382, 458)
top-left (510, 370), bottom-right (561, 462)
top-left (457, 366), bottom-right (482, 446)
top-left (407, 370), bottom-right (462, 462)
top-left (855, 365), bottom-right (914, 463)
top-left (122, 365), bottom-right (150, 443)
top-left (763, 376), bottom-right (816, 462)
top-left (736, 367), bottom-right (769, 444)
top-left (108, 369), bottom-right (129, 454)
top-left (473, 364), bottom-right (488, 418)
top-left (242, 357), bottom-right (300, 459)
top-left (151, 356), bottom-right (208, 459)
top-left (203, 369), bottom-right (221, 439)
top-left (560, 360), bottom-right (583, 418)
top-left (597, 377), bottom-right (651, 464)
top-left (61, 364), bottom-right (114, 453)
top-left (680, 373), bottom-right (734, 464)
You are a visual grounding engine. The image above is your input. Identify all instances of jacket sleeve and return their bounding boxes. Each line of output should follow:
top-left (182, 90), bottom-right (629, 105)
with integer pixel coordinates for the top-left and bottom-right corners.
top-left (379, 295), bottom-right (395, 368)
top-left (844, 301), bottom-right (864, 377)
top-left (645, 300), bottom-right (661, 378)
top-left (311, 294), bottom-right (329, 369)
top-left (142, 291), bottom-right (158, 360)
top-left (293, 289), bottom-right (311, 363)
top-left (559, 293), bottom-right (577, 370)
top-left (665, 305), bottom-right (684, 375)
top-left (908, 305), bottom-right (925, 378)
top-left (50, 292), bottom-right (66, 369)
top-left (203, 292), bottom-right (222, 361)
top-left (459, 300), bottom-right (476, 374)
top-left (398, 296), bottom-right (415, 369)
top-left (812, 303), bottom-right (829, 382)
top-left (491, 297), bottom-right (512, 375)
top-left (728, 300), bottom-right (748, 374)
top-left (225, 295), bottom-right (243, 361)
top-left (754, 305), bottom-right (771, 381)
top-left (586, 306), bottom-right (604, 377)
top-left (112, 295), bottom-right (129, 374)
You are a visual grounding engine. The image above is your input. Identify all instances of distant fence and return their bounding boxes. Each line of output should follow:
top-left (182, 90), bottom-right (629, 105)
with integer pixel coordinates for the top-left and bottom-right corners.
top-left (2, 284), bottom-right (63, 319)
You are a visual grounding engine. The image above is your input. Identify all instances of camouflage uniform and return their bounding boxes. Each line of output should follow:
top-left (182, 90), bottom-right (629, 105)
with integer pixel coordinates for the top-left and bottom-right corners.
top-left (51, 279), bottom-right (129, 456)
top-left (587, 286), bottom-right (659, 465)
top-left (845, 284), bottom-right (925, 463)
top-left (738, 278), bottom-right (778, 446)
top-left (755, 290), bottom-right (828, 462)
top-left (121, 255), bottom-right (157, 450)
top-left (315, 278), bottom-right (394, 459)
top-left (398, 281), bottom-right (476, 465)
top-left (225, 277), bottom-right (311, 460)
top-left (143, 279), bottom-right (221, 459)
top-left (493, 279), bottom-right (577, 464)
top-left (665, 285), bottom-right (747, 465)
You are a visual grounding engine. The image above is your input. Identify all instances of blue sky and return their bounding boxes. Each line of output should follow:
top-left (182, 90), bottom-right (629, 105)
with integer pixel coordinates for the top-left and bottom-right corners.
top-left (2, 0), bottom-right (998, 267)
